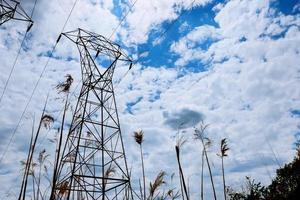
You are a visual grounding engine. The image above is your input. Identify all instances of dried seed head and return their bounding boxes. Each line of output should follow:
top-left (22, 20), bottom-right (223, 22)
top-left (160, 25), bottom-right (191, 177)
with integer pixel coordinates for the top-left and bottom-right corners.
top-left (41, 114), bottom-right (54, 129)
top-left (133, 130), bottom-right (144, 145)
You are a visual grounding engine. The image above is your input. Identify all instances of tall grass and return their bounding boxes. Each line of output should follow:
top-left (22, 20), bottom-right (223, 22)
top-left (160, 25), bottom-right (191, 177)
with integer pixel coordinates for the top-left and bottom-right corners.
top-left (134, 130), bottom-right (146, 200)
top-left (194, 122), bottom-right (217, 200)
top-left (18, 117), bottom-right (35, 200)
top-left (148, 171), bottom-right (166, 200)
top-left (50, 74), bottom-right (73, 199)
top-left (175, 136), bottom-right (189, 200)
top-left (217, 138), bottom-right (229, 200)
top-left (18, 95), bottom-right (54, 200)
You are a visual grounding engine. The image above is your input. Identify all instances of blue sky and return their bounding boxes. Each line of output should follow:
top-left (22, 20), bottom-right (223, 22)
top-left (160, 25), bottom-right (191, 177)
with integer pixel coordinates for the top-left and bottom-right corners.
top-left (119, 0), bottom-right (300, 70)
top-left (0, 0), bottom-right (300, 199)
top-left (133, 1), bottom-right (221, 70)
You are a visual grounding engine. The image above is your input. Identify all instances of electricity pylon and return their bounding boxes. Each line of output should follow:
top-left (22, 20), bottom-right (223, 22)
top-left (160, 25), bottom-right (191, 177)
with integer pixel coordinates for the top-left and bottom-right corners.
top-left (50, 28), bottom-right (133, 200)
top-left (0, 0), bottom-right (33, 28)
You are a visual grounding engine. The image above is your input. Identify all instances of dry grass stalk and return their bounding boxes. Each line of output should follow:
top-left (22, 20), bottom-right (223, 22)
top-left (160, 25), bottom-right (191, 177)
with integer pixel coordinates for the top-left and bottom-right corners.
top-left (217, 138), bottom-right (229, 200)
top-left (50, 97), bottom-right (69, 199)
top-left (194, 121), bottom-right (217, 200)
top-left (175, 134), bottom-right (189, 200)
top-left (133, 129), bottom-right (146, 200)
top-left (19, 96), bottom-right (49, 200)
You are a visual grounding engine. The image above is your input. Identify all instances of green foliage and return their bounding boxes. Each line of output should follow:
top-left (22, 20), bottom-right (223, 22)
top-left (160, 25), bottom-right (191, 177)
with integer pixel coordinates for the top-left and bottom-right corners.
top-left (228, 144), bottom-right (300, 200)
top-left (227, 177), bottom-right (266, 200)
top-left (264, 144), bottom-right (300, 200)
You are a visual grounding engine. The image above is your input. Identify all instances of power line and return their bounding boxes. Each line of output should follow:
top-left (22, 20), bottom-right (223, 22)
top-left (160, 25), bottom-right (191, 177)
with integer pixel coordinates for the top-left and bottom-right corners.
top-left (0, 0), bottom-right (38, 105)
top-left (108, 0), bottom-right (138, 40)
top-left (0, 0), bottom-right (80, 164)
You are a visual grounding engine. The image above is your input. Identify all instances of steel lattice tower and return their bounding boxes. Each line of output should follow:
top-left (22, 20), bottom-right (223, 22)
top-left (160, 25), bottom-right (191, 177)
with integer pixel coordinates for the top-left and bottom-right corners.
top-left (0, 0), bottom-right (33, 26)
top-left (51, 29), bottom-right (133, 200)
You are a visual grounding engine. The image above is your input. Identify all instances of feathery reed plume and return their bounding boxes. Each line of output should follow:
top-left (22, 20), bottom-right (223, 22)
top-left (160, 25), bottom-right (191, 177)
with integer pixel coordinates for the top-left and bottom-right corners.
top-left (41, 114), bottom-right (54, 129)
top-left (103, 165), bottom-right (116, 194)
top-left (167, 188), bottom-right (181, 200)
top-left (148, 171), bottom-right (166, 200)
top-left (160, 187), bottom-right (181, 200)
top-left (104, 165), bottom-right (116, 178)
top-left (134, 130), bottom-right (144, 145)
top-left (175, 135), bottom-right (189, 200)
top-left (194, 121), bottom-right (217, 200)
top-left (55, 74), bottom-right (74, 93)
top-left (217, 138), bottom-right (229, 200)
top-left (134, 130), bottom-right (146, 200)
top-left (58, 181), bottom-right (69, 197)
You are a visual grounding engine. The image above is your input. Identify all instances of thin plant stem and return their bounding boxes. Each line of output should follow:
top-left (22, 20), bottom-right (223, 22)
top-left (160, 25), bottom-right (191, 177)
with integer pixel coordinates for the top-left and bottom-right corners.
top-left (139, 179), bottom-right (143, 200)
top-left (18, 117), bottom-right (35, 200)
top-left (222, 157), bottom-right (226, 200)
top-left (50, 94), bottom-right (69, 199)
top-left (37, 162), bottom-right (42, 200)
top-left (201, 139), bottom-right (217, 200)
top-left (32, 173), bottom-right (36, 200)
top-left (23, 95), bottom-right (49, 200)
top-left (201, 150), bottom-right (204, 200)
top-left (140, 144), bottom-right (146, 200)
top-left (175, 146), bottom-right (189, 200)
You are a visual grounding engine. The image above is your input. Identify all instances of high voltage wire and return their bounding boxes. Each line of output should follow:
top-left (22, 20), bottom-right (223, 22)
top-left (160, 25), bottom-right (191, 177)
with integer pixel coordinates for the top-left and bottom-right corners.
top-left (0, 0), bottom-right (80, 164)
top-left (0, 0), bottom-right (38, 105)
top-left (108, 0), bottom-right (138, 40)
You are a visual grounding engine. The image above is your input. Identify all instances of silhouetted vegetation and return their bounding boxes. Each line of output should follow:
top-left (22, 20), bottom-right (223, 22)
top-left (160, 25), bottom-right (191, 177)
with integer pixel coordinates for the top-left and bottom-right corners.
top-left (227, 142), bottom-right (300, 200)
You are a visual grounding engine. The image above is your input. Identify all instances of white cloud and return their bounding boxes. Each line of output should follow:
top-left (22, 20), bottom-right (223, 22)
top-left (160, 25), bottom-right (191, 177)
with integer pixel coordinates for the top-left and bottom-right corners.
top-left (164, 0), bottom-right (300, 197)
top-left (0, 0), bottom-right (299, 199)
top-left (119, 0), bottom-right (212, 45)
top-left (170, 25), bottom-right (221, 65)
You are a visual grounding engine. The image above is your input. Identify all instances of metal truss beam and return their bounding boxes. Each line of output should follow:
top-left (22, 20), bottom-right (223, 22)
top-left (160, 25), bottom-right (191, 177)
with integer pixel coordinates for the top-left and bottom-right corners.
top-left (0, 0), bottom-right (33, 26)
